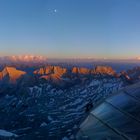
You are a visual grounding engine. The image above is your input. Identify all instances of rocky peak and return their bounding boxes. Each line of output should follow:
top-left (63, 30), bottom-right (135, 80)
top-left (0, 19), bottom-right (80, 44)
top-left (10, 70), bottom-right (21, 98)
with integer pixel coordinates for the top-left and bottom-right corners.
top-left (0, 66), bottom-right (26, 83)
top-left (124, 66), bottom-right (140, 82)
top-left (34, 66), bottom-right (67, 83)
top-left (0, 72), bottom-right (2, 80)
top-left (72, 67), bottom-right (90, 75)
top-left (34, 66), bottom-right (67, 75)
top-left (53, 66), bottom-right (67, 76)
top-left (33, 65), bottom-right (119, 85)
top-left (92, 66), bottom-right (116, 76)
top-left (34, 67), bottom-right (48, 75)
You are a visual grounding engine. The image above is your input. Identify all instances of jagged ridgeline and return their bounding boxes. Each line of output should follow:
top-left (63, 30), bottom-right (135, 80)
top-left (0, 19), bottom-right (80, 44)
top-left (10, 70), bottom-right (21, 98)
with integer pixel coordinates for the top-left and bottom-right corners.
top-left (0, 65), bottom-right (134, 86)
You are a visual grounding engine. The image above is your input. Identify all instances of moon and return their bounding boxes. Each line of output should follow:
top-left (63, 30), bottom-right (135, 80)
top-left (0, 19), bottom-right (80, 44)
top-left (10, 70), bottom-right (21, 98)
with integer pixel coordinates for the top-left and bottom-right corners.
top-left (54, 9), bottom-right (57, 13)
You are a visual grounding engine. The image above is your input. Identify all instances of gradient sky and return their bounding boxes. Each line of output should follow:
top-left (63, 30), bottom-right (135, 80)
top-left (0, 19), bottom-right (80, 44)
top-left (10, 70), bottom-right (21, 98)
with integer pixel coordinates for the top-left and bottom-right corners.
top-left (0, 0), bottom-right (140, 59)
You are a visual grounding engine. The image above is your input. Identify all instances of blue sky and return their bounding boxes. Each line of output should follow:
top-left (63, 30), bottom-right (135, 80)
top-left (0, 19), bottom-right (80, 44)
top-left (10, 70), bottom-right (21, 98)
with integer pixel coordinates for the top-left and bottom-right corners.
top-left (0, 0), bottom-right (140, 59)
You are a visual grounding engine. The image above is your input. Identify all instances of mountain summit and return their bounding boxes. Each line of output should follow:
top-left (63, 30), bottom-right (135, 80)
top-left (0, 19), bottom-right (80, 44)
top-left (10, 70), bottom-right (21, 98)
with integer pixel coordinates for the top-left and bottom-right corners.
top-left (0, 67), bottom-right (26, 83)
top-left (34, 66), bottom-right (67, 83)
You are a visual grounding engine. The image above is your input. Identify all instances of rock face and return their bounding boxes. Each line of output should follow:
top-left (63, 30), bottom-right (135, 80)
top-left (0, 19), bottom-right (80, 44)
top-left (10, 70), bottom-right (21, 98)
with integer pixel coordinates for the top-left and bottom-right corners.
top-left (92, 66), bottom-right (116, 76)
top-left (34, 66), bottom-right (54, 75)
top-left (72, 66), bottom-right (116, 76)
top-left (34, 66), bottom-right (67, 83)
top-left (0, 65), bottom-right (118, 85)
top-left (72, 67), bottom-right (90, 75)
top-left (0, 73), bottom-right (2, 80)
top-left (127, 67), bottom-right (140, 80)
top-left (34, 65), bottom-right (117, 84)
top-left (0, 67), bottom-right (26, 83)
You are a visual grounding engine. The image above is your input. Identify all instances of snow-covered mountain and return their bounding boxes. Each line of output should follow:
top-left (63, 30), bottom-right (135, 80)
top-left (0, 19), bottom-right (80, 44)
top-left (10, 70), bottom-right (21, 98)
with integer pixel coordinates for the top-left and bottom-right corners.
top-left (0, 64), bottom-right (139, 139)
top-left (127, 66), bottom-right (140, 81)
top-left (0, 72), bottom-right (124, 140)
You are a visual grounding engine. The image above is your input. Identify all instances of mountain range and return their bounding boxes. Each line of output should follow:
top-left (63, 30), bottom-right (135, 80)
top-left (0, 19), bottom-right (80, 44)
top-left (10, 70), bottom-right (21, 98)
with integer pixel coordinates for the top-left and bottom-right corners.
top-left (0, 65), bottom-right (139, 86)
top-left (0, 64), bottom-right (140, 139)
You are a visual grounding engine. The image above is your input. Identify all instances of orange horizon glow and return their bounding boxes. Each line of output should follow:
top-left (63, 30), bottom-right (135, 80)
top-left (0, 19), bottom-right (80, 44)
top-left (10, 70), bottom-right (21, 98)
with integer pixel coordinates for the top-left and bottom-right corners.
top-left (0, 54), bottom-right (140, 62)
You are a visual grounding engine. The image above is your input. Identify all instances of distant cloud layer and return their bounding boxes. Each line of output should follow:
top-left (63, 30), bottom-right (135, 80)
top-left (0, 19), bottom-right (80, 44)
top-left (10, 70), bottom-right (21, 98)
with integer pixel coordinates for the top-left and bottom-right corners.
top-left (0, 55), bottom-right (47, 63)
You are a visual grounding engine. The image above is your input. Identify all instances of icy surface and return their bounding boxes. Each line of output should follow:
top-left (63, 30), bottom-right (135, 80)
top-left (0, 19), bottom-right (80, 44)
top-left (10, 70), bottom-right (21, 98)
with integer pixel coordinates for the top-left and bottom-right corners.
top-left (0, 77), bottom-right (124, 140)
top-left (0, 129), bottom-right (18, 137)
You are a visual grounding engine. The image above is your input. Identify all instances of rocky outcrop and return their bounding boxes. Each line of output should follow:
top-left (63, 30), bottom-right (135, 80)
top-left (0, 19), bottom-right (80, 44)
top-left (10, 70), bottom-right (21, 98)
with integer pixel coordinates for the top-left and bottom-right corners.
top-left (72, 66), bottom-right (116, 76)
top-left (34, 66), bottom-right (67, 83)
top-left (119, 67), bottom-right (140, 83)
top-left (34, 65), bottom-right (117, 84)
top-left (34, 66), bottom-right (54, 75)
top-left (0, 67), bottom-right (26, 83)
top-left (92, 66), bottom-right (116, 76)
top-left (0, 65), bottom-right (136, 86)
top-left (127, 67), bottom-right (140, 79)
top-left (72, 67), bottom-right (90, 75)
top-left (0, 72), bottom-right (2, 80)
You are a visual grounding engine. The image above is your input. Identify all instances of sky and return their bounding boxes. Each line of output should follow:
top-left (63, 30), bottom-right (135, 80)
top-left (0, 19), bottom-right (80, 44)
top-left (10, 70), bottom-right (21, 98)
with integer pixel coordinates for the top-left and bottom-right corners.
top-left (0, 0), bottom-right (140, 59)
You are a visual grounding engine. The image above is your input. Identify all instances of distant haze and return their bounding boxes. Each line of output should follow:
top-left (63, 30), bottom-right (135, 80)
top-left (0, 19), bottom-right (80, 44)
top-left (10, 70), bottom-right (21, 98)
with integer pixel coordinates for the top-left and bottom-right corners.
top-left (0, 55), bottom-right (140, 72)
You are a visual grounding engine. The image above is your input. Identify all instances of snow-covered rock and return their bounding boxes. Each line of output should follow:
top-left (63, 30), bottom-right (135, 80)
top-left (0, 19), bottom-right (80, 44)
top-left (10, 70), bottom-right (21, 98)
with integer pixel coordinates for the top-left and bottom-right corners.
top-left (0, 129), bottom-right (18, 138)
top-left (40, 122), bottom-right (48, 127)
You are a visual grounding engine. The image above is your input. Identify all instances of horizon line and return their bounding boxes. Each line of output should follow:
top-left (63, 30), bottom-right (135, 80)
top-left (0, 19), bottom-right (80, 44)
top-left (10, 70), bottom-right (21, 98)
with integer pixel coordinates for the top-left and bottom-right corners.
top-left (0, 55), bottom-right (140, 62)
